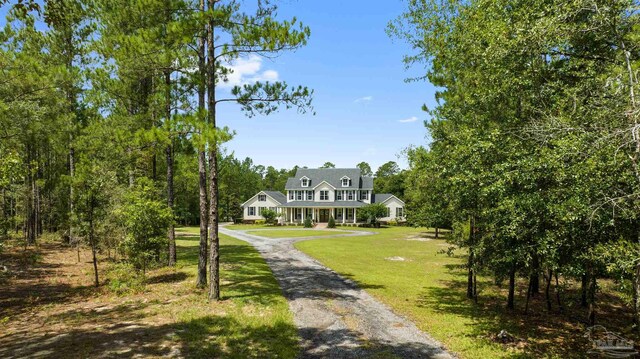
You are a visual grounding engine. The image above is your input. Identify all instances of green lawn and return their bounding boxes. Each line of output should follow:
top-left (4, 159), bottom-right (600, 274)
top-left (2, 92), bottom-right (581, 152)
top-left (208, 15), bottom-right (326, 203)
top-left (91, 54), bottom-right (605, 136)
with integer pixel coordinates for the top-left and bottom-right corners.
top-left (294, 226), bottom-right (593, 359)
top-left (171, 232), bottom-right (299, 358)
top-left (245, 229), bottom-right (351, 238)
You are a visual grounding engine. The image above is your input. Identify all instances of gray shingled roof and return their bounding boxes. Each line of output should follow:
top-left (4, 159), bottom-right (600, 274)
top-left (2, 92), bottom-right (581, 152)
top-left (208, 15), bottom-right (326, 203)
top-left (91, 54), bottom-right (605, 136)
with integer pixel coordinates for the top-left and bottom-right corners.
top-left (263, 191), bottom-right (286, 204)
top-left (372, 193), bottom-right (395, 204)
top-left (285, 168), bottom-right (374, 190)
top-left (279, 201), bottom-right (367, 208)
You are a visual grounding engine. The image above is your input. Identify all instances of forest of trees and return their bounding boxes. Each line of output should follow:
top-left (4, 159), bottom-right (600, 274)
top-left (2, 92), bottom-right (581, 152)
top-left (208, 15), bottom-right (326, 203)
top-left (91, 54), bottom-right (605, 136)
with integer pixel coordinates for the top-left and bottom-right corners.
top-left (0, 0), bottom-right (317, 299)
top-left (393, 0), bottom-right (640, 327)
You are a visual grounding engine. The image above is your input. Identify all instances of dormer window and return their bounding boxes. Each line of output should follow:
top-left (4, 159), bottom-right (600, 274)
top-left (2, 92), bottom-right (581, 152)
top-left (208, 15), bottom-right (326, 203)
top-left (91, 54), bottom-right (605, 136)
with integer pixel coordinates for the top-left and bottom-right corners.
top-left (301, 176), bottom-right (310, 187)
top-left (341, 176), bottom-right (350, 187)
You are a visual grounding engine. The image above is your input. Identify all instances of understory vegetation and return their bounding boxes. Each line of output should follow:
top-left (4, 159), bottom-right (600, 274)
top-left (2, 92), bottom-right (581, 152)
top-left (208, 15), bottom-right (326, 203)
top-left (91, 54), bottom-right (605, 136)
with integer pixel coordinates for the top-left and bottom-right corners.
top-left (0, 230), bottom-right (298, 358)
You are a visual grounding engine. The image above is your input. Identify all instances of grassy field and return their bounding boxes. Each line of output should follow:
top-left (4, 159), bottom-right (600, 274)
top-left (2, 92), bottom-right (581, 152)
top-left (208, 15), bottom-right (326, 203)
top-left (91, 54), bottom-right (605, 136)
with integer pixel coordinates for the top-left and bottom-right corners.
top-left (0, 229), bottom-right (298, 358)
top-left (246, 229), bottom-right (351, 238)
top-left (294, 226), bottom-right (634, 358)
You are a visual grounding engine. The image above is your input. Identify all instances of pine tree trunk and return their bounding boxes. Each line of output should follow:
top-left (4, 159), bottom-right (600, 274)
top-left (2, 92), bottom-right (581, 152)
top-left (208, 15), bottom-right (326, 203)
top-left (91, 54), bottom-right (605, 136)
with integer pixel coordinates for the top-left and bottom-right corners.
top-left (207, 0), bottom-right (220, 300)
top-left (89, 200), bottom-right (99, 287)
top-left (507, 265), bottom-right (516, 310)
top-left (167, 143), bottom-right (176, 265)
top-left (435, 227), bottom-right (439, 239)
top-left (587, 269), bottom-right (596, 325)
top-left (545, 269), bottom-right (552, 311)
top-left (165, 71), bottom-right (176, 266)
top-left (196, 0), bottom-right (208, 289)
top-left (467, 249), bottom-right (474, 299)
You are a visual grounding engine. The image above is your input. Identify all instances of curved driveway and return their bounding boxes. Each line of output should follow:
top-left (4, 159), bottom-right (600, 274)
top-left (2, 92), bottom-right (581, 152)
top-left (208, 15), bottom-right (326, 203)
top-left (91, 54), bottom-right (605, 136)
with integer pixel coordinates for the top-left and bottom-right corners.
top-left (220, 227), bottom-right (453, 359)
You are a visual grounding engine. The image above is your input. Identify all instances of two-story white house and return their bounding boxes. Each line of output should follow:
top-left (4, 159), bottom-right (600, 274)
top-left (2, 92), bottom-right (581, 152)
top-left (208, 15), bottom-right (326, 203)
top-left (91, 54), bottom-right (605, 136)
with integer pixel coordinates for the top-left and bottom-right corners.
top-left (241, 168), bottom-right (406, 224)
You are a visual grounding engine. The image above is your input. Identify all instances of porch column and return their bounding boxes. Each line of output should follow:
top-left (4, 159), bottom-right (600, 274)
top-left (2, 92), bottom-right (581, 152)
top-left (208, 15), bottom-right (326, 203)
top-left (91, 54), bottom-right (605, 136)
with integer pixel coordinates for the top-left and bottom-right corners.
top-left (342, 208), bottom-right (345, 224)
top-left (302, 208), bottom-right (305, 223)
top-left (353, 208), bottom-right (357, 223)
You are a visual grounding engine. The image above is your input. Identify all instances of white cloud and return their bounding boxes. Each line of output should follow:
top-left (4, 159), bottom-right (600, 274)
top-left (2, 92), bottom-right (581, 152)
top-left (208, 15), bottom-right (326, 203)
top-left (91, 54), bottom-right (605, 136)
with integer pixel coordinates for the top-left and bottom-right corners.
top-left (398, 116), bottom-right (418, 123)
top-left (354, 96), bottom-right (373, 103)
top-left (219, 55), bottom-right (279, 89)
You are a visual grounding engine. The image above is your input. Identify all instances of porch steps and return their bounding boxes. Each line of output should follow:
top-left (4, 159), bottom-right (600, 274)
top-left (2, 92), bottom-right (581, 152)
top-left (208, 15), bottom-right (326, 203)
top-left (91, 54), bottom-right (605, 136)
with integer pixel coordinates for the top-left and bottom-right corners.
top-left (314, 223), bottom-right (329, 229)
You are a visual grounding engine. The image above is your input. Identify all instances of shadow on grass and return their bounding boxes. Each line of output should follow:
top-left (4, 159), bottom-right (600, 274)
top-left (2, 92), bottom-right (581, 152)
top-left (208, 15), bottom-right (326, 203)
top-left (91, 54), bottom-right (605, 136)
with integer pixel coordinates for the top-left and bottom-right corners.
top-left (0, 311), bottom-right (299, 359)
top-left (146, 272), bottom-right (188, 284)
top-left (1, 302), bottom-right (448, 359)
top-left (416, 264), bottom-right (603, 358)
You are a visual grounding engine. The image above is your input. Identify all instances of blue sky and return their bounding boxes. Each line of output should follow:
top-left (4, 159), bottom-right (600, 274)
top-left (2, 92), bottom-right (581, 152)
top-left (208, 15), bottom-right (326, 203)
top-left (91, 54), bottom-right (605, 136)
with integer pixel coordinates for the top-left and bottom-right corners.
top-left (216, 0), bottom-right (437, 171)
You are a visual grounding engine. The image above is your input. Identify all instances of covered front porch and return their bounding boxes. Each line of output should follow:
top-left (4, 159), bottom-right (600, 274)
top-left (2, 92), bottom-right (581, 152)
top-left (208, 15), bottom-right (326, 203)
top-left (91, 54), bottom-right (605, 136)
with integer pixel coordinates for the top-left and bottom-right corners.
top-left (283, 207), bottom-right (358, 224)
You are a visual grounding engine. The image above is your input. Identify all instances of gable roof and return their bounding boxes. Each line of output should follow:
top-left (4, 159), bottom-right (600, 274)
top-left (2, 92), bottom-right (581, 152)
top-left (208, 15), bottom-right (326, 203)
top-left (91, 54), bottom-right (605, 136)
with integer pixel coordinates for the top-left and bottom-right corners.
top-left (285, 168), bottom-right (374, 190)
top-left (241, 190), bottom-right (286, 206)
top-left (263, 191), bottom-right (287, 204)
top-left (372, 193), bottom-right (405, 205)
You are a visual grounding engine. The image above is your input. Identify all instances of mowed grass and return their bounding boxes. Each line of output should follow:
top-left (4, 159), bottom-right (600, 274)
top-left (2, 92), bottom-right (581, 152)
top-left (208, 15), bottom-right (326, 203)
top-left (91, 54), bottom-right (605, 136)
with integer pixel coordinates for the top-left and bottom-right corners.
top-left (245, 229), bottom-right (351, 238)
top-left (294, 226), bottom-right (613, 359)
top-left (172, 232), bottom-right (299, 358)
top-left (0, 228), bottom-right (298, 359)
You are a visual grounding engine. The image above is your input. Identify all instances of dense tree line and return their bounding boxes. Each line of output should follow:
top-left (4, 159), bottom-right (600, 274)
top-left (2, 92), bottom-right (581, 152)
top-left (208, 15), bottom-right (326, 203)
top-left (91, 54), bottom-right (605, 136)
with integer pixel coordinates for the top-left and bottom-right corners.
top-left (0, 0), bottom-right (313, 299)
top-left (392, 0), bottom-right (640, 327)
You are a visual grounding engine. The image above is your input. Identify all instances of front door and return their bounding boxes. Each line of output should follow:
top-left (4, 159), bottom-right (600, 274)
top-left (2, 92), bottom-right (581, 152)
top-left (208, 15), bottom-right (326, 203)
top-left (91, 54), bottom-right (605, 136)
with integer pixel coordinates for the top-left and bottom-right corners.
top-left (319, 209), bottom-right (330, 223)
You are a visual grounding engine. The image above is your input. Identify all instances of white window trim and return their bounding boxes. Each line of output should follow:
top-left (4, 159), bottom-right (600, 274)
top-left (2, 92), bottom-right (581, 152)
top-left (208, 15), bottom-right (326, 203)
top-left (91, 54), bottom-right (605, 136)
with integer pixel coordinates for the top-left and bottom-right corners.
top-left (340, 176), bottom-right (350, 187)
top-left (320, 190), bottom-right (329, 201)
top-left (301, 176), bottom-right (310, 187)
top-left (306, 190), bottom-right (313, 200)
top-left (258, 194), bottom-right (267, 202)
top-left (248, 207), bottom-right (256, 216)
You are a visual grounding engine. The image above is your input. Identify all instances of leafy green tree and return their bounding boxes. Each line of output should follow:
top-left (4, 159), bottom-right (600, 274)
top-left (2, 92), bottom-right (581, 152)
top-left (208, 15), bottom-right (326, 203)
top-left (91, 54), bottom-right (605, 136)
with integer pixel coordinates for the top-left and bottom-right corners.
top-left (320, 162), bottom-right (336, 169)
top-left (356, 162), bottom-right (373, 176)
top-left (117, 178), bottom-right (172, 275)
top-left (357, 203), bottom-right (387, 226)
top-left (260, 208), bottom-right (278, 225)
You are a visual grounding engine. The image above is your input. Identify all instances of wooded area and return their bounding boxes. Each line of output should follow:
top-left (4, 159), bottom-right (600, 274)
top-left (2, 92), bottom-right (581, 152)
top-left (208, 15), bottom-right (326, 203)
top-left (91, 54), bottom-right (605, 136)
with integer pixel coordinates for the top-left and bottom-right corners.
top-left (0, 0), bottom-right (318, 300)
top-left (393, 0), bottom-right (640, 329)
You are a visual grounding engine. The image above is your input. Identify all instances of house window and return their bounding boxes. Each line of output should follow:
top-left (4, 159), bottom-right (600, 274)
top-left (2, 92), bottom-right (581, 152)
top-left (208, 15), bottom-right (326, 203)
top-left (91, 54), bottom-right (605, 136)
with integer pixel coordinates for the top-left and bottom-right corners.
top-left (258, 194), bottom-right (266, 202)
top-left (301, 178), bottom-right (309, 187)
top-left (336, 191), bottom-right (343, 200)
top-left (295, 208), bottom-right (302, 220)
top-left (320, 191), bottom-right (329, 201)
top-left (248, 207), bottom-right (256, 216)
top-left (346, 208), bottom-right (354, 220)
top-left (360, 191), bottom-right (368, 200)
top-left (289, 191), bottom-right (294, 200)
top-left (258, 207), bottom-right (266, 215)
top-left (306, 190), bottom-right (314, 200)
top-left (347, 191), bottom-right (354, 201)
top-left (336, 208), bottom-right (343, 219)
top-left (396, 207), bottom-right (404, 218)
top-left (296, 191), bottom-right (303, 200)
top-left (341, 178), bottom-right (349, 187)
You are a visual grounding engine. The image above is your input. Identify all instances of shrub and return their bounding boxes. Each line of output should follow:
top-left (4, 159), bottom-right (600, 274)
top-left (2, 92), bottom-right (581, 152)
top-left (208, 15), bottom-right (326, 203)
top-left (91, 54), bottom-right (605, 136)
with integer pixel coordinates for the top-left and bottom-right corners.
top-left (260, 209), bottom-right (278, 225)
top-left (105, 262), bottom-right (145, 295)
top-left (255, 219), bottom-right (266, 225)
top-left (303, 217), bottom-right (312, 228)
top-left (388, 219), bottom-right (398, 226)
top-left (328, 216), bottom-right (336, 228)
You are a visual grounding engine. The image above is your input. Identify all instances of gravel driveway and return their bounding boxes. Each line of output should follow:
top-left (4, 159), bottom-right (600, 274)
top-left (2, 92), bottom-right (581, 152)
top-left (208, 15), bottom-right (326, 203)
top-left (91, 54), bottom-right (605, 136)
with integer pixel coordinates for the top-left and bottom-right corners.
top-left (220, 227), bottom-right (453, 359)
